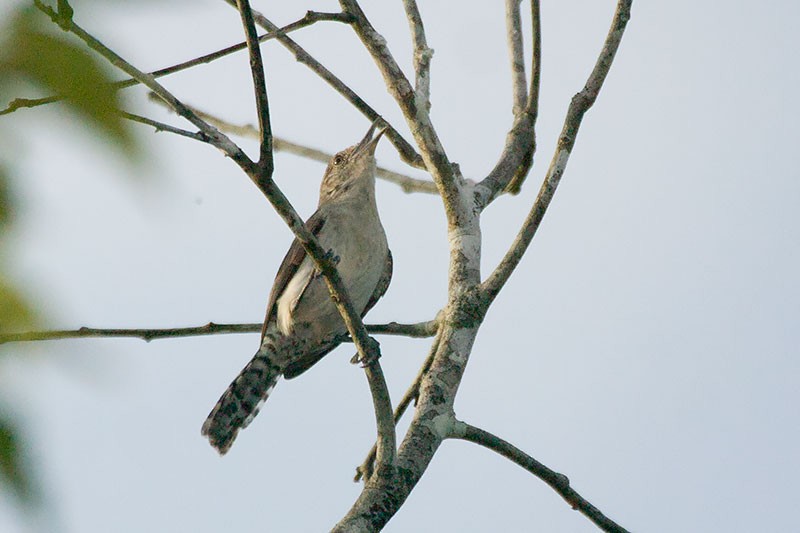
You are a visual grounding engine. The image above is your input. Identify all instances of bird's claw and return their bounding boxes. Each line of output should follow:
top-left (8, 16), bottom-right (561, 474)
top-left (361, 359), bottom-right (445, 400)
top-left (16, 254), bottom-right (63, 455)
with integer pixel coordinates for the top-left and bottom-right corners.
top-left (350, 337), bottom-right (381, 367)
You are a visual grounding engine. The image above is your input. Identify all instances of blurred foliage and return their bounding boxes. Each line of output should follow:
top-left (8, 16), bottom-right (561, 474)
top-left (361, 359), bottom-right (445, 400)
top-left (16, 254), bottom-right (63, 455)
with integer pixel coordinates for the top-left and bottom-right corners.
top-left (0, 164), bottom-right (13, 230)
top-left (0, 0), bottom-right (143, 519)
top-left (0, 4), bottom-right (139, 157)
top-left (0, 417), bottom-right (38, 508)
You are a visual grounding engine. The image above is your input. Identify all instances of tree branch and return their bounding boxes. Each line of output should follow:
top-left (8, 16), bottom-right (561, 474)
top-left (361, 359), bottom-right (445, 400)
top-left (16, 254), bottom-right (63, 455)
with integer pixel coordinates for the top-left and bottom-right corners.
top-left (354, 331), bottom-right (440, 482)
top-left (220, 0), bottom-right (426, 171)
top-left (120, 111), bottom-right (209, 142)
top-left (0, 320), bottom-right (438, 346)
top-left (505, 0), bottom-right (527, 115)
top-left (401, 0), bottom-right (432, 107)
top-left (339, 0), bottom-right (462, 222)
top-left (475, 0), bottom-right (542, 205)
top-left (147, 95), bottom-right (438, 194)
top-left (452, 422), bottom-right (631, 533)
top-left (236, 0), bottom-right (272, 172)
top-left (503, 0), bottom-right (542, 195)
top-left (331, 5), bottom-right (487, 531)
top-left (482, 0), bottom-right (632, 304)
top-left (0, 323), bottom-right (261, 344)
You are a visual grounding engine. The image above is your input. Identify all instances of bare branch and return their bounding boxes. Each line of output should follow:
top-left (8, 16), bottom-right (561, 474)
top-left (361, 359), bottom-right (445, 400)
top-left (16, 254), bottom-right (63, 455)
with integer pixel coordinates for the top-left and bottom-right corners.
top-left (0, 96), bottom-right (59, 116)
top-left (505, 0), bottom-right (527, 115)
top-left (120, 111), bottom-right (209, 142)
top-left (401, 0), bottom-right (433, 106)
top-left (220, 0), bottom-right (425, 171)
top-left (235, 0), bottom-right (273, 172)
top-left (354, 332), bottom-right (440, 482)
top-left (361, 318), bottom-right (438, 338)
top-left (0, 323), bottom-right (261, 345)
top-left (0, 11), bottom-right (350, 117)
top-left (339, 1), bottom-right (461, 220)
top-left (475, 0), bottom-right (542, 205)
top-left (0, 320), bottom-right (438, 346)
top-left (148, 96), bottom-right (438, 194)
top-left (275, 138), bottom-right (437, 194)
top-left (503, 0), bottom-right (542, 194)
top-left (482, 0), bottom-right (632, 304)
top-left (452, 422), bottom-right (631, 533)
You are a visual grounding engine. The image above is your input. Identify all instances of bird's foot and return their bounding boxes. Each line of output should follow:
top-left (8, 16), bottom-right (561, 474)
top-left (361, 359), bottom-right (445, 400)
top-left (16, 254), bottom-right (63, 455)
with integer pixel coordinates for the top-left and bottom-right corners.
top-left (350, 336), bottom-right (381, 367)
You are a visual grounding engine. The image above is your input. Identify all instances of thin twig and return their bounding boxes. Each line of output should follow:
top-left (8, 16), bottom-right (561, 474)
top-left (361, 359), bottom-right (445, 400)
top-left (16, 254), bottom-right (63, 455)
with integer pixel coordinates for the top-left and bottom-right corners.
top-left (505, 0), bottom-right (527, 115)
top-left (362, 319), bottom-right (438, 338)
top-left (236, 0), bottom-right (273, 172)
top-left (120, 111), bottom-right (208, 142)
top-left (452, 423), bottom-right (631, 533)
top-left (401, 0), bottom-right (432, 106)
top-left (0, 11), bottom-right (350, 117)
top-left (354, 331), bottom-right (440, 482)
top-left (0, 323), bottom-right (261, 344)
top-left (220, 0), bottom-right (426, 171)
top-left (482, 0), bottom-right (632, 304)
top-left (148, 96), bottom-right (437, 194)
top-left (0, 320), bottom-right (437, 346)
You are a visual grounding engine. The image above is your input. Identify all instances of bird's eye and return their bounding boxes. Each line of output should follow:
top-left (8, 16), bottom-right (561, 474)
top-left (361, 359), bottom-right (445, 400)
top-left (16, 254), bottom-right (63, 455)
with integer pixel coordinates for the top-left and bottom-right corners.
top-left (333, 154), bottom-right (345, 166)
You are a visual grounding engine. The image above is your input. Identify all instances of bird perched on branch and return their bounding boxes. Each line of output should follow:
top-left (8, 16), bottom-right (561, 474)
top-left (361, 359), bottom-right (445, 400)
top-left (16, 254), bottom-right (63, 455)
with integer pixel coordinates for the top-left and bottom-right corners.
top-left (202, 121), bottom-right (392, 454)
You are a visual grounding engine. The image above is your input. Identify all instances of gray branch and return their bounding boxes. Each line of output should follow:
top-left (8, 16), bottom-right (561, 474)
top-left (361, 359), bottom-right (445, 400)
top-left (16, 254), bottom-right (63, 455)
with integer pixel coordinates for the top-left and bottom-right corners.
top-left (332, 3), bottom-right (486, 531)
top-left (451, 422), bottom-right (631, 533)
top-left (475, 0), bottom-right (542, 204)
top-left (220, 0), bottom-right (426, 171)
top-left (402, 0), bottom-right (433, 106)
top-left (354, 331), bottom-right (440, 482)
top-left (150, 97), bottom-right (438, 194)
top-left (0, 320), bottom-right (438, 346)
top-left (482, 0), bottom-right (632, 305)
top-left (505, 0), bottom-right (527, 115)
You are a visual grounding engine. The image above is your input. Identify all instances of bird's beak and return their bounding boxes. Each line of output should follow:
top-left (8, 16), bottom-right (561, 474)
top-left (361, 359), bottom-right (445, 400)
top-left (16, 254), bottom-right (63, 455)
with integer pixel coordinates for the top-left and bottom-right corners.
top-left (355, 120), bottom-right (387, 157)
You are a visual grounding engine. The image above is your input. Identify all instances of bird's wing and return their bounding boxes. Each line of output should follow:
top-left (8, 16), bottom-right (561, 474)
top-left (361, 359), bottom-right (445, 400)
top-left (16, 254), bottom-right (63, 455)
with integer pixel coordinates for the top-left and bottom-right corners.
top-left (261, 210), bottom-right (326, 343)
top-left (283, 249), bottom-right (392, 380)
top-left (361, 248), bottom-right (393, 317)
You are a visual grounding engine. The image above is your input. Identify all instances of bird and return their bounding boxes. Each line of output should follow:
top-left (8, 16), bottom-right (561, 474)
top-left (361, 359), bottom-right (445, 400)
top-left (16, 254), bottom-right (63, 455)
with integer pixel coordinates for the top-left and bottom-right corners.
top-left (201, 121), bottom-right (392, 454)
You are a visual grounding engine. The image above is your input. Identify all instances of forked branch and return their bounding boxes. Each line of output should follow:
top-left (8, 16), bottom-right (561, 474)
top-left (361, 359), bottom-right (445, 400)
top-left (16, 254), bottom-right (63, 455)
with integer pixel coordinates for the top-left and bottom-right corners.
top-left (146, 96), bottom-right (438, 194)
top-left (220, 0), bottom-right (426, 171)
top-left (476, 0), bottom-right (542, 204)
top-left (483, 0), bottom-right (632, 303)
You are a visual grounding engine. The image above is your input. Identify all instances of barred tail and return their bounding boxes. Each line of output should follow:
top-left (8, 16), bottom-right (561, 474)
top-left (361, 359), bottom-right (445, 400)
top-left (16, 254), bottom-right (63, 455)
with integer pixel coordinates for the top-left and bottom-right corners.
top-left (201, 349), bottom-right (282, 455)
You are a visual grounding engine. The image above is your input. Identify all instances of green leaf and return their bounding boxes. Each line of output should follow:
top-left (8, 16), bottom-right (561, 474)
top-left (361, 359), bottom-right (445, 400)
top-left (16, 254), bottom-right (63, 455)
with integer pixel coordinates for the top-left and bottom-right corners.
top-left (0, 416), bottom-right (38, 507)
top-left (0, 7), bottom-right (139, 159)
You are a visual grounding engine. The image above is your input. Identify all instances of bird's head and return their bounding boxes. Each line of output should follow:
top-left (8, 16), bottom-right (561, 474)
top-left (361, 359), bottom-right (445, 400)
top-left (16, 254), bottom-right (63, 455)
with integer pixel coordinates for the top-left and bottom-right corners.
top-left (319, 120), bottom-right (386, 203)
